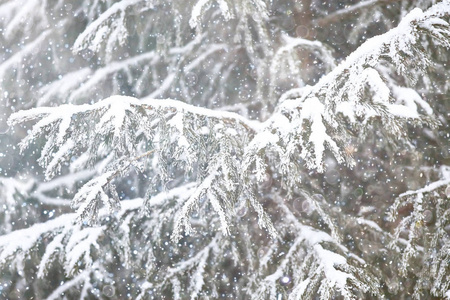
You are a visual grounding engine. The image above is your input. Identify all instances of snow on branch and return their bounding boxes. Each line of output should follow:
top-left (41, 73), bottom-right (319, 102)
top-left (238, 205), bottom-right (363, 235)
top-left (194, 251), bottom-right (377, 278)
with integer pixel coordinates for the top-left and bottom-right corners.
top-left (65, 34), bottom-right (228, 104)
top-left (0, 187), bottom-right (163, 272)
top-left (254, 197), bottom-right (381, 299)
top-left (8, 95), bottom-right (262, 233)
top-left (0, 177), bottom-right (34, 234)
top-left (314, 0), bottom-right (399, 27)
top-left (189, 0), bottom-right (233, 29)
top-left (269, 34), bottom-right (336, 100)
top-left (37, 68), bottom-right (92, 106)
top-left (388, 165), bottom-right (450, 298)
top-left (136, 235), bottom-right (221, 300)
top-left (8, 95), bottom-right (257, 160)
top-left (245, 2), bottom-right (450, 174)
top-left (0, 213), bottom-right (76, 270)
top-left (0, 0), bottom-right (49, 41)
top-left (0, 29), bottom-right (52, 83)
top-left (389, 165), bottom-right (450, 222)
top-left (72, 0), bottom-right (148, 56)
top-left (273, 35), bottom-right (335, 72)
top-left (9, 95), bottom-right (258, 153)
top-left (0, 181), bottom-right (227, 299)
top-left (45, 269), bottom-right (91, 300)
top-left (0, 204), bottom-right (129, 297)
top-left (166, 237), bottom-right (219, 298)
top-left (67, 51), bottom-right (158, 103)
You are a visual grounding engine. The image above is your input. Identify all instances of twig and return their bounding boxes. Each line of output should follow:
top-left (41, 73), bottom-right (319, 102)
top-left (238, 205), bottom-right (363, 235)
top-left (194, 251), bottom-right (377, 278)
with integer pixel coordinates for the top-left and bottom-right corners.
top-left (314, 0), bottom-right (403, 27)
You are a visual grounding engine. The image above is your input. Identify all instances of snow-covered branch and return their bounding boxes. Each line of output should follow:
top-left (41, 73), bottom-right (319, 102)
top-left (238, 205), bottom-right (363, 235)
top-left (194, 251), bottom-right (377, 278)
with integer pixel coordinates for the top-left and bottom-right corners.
top-left (73, 0), bottom-right (147, 56)
top-left (388, 165), bottom-right (450, 298)
top-left (254, 196), bottom-right (381, 299)
top-left (0, 0), bottom-right (49, 41)
top-left (314, 0), bottom-right (403, 27)
top-left (245, 2), bottom-right (449, 175)
top-left (0, 177), bottom-right (34, 234)
top-left (0, 30), bottom-right (52, 82)
top-left (9, 95), bottom-right (258, 229)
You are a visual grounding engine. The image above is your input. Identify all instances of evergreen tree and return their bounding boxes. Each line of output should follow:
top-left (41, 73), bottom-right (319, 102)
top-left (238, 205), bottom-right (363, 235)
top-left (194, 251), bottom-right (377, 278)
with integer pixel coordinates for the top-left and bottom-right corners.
top-left (1, 0), bottom-right (449, 299)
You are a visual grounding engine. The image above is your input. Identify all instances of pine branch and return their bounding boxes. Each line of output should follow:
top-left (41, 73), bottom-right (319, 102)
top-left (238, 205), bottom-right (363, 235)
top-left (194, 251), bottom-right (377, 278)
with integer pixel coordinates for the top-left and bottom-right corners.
top-left (72, 0), bottom-right (145, 56)
top-left (253, 196), bottom-right (382, 299)
top-left (314, 0), bottom-right (403, 27)
top-left (0, 29), bottom-right (52, 82)
top-left (9, 95), bottom-right (258, 229)
top-left (389, 165), bottom-right (450, 298)
top-left (245, 2), bottom-right (450, 176)
top-left (45, 269), bottom-right (91, 300)
top-left (0, 0), bottom-right (49, 41)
